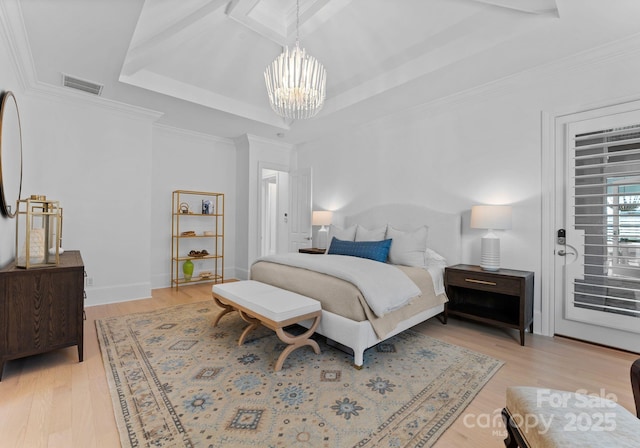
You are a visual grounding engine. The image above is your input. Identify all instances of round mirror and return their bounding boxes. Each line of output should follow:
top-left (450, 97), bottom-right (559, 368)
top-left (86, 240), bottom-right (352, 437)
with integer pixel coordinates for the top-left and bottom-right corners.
top-left (0, 91), bottom-right (23, 218)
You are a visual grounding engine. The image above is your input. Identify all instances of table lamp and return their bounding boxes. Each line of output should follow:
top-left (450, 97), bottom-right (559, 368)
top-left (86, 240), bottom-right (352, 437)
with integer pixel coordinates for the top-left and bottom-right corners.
top-left (312, 210), bottom-right (333, 250)
top-left (470, 205), bottom-right (512, 271)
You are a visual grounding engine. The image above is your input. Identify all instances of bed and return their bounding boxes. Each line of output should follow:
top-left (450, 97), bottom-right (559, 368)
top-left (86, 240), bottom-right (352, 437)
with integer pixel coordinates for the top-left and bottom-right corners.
top-left (250, 204), bottom-right (461, 367)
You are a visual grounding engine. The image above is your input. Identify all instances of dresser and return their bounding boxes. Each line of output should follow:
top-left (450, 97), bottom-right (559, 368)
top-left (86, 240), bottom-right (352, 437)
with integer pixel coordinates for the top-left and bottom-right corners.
top-left (0, 250), bottom-right (85, 380)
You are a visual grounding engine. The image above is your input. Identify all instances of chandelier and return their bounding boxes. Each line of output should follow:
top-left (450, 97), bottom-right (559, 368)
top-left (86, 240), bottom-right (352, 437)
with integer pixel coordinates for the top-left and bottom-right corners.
top-left (264, 0), bottom-right (326, 120)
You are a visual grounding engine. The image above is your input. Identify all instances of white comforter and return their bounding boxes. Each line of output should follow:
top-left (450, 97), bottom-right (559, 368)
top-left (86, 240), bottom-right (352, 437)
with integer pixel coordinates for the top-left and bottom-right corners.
top-left (254, 253), bottom-right (421, 317)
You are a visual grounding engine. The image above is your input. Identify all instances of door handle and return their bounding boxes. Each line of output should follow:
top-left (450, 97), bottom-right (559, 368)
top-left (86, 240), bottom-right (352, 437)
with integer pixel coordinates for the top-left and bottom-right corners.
top-left (557, 249), bottom-right (575, 256)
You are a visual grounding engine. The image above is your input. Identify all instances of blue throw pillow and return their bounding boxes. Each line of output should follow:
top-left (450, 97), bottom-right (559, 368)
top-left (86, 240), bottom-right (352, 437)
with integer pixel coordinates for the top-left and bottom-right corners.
top-left (327, 237), bottom-right (392, 263)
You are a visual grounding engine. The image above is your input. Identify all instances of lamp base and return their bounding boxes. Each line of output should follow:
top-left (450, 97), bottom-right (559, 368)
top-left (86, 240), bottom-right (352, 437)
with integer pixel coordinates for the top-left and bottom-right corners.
top-left (318, 226), bottom-right (328, 250)
top-left (480, 234), bottom-right (500, 271)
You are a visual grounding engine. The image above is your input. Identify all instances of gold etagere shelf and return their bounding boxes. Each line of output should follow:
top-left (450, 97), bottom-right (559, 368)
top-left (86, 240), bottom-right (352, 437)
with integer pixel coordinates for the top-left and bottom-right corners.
top-left (171, 190), bottom-right (224, 289)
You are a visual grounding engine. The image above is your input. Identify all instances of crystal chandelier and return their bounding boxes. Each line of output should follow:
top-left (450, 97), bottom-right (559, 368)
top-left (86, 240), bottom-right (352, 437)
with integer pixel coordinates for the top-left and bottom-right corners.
top-left (264, 0), bottom-right (326, 120)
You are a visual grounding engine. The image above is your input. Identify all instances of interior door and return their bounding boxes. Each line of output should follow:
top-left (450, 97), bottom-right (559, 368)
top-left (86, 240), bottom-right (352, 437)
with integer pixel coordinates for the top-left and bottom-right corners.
top-left (554, 107), bottom-right (640, 352)
top-left (288, 167), bottom-right (312, 252)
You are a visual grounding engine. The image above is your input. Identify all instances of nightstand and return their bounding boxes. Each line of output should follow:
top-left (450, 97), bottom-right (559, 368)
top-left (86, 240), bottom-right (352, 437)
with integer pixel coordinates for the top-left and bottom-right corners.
top-left (298, 247), bottom-right (326, 254)
top-left (444, 264), bottom-right (534, 345)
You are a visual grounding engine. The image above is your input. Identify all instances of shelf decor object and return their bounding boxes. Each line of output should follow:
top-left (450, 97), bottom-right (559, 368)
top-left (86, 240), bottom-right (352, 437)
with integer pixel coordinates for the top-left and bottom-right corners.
top-left (264, 0), bottom-right (326, 120)
top-left (470, 205), bottom-right (512, 271)
top-left (182, 259), bottom-right (194, 281)
top-left (171, 190), bottom-right (224, 289)
top-left (15, 195), bottom-right (62, 268)
top-left (312, 210), bottom-right (332, 250)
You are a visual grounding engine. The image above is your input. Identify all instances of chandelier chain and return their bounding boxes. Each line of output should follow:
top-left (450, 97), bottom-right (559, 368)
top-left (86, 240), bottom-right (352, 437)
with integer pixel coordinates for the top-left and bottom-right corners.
top-left (296, 0), bottom-right (300, 44)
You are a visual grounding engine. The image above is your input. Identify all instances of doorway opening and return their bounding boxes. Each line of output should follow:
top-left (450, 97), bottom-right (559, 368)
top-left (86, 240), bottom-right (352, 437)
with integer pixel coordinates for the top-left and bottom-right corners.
top-left (260, 168), bottom-right (289, 257)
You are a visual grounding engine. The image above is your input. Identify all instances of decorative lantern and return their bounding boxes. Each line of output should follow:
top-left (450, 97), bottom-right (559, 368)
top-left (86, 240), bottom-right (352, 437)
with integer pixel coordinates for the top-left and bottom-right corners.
top-left (15, 195), bottom-right (62, 268)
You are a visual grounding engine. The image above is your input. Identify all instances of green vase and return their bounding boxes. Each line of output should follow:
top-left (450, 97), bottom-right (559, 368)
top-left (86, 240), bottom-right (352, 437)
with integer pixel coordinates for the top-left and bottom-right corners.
top-left (183, 259), bottom-right (194, 281)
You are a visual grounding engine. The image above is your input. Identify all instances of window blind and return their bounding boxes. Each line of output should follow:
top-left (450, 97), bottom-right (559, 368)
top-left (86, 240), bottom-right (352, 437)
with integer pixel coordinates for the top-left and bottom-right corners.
top-left (572, 124), bottom-right (640, 317)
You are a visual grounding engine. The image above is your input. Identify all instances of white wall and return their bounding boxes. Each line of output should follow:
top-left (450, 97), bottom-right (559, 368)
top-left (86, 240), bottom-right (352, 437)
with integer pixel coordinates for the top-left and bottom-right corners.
top-left (0, 17), bottom-right (23, 266)
top-left (151, 125), bottom-right (237, 288)
top-left (0, 92), bottom-right (240, 306)
top-left (296, 39), bottom-right (640, 334)
top-left (17, 92), bottom-right (157, 305)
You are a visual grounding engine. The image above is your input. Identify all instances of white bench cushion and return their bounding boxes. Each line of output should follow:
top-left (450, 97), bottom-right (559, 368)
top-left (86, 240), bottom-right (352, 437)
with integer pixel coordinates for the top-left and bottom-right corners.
top-left (212, 280), bottom-right (321, 323)
top-left (507, 386), bottom-right (640, 448)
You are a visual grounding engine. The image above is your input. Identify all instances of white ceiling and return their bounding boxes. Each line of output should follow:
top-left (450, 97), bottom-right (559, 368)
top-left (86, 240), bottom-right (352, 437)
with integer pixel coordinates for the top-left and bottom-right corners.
top-left (9, 0), bottom-right (640, 144)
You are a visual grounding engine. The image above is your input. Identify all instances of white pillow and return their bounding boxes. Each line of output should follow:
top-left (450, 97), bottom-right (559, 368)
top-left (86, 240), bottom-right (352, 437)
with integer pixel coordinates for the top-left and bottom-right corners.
top-left (327, 224), bottom-right (357, 247)
top-left (386, 225), bottom-right (428, 267)
top-left (425, 248), bottom-right (447, 268)
top-left (355, 224), bottom-right (387, 242)
top-left (425, 248), bottom-right (446, 261)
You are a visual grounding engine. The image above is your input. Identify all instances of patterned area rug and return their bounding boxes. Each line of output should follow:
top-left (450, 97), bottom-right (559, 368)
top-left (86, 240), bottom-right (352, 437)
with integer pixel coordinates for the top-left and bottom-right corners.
top-left (96, 301), bottom-right (503, 447)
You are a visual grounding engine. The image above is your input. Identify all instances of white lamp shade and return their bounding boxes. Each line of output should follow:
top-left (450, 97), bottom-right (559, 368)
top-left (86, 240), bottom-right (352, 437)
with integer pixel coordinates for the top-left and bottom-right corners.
top-left (312, 211), bottom-right (333, 226)
top-left (470, 205), bottom-right (512, 230)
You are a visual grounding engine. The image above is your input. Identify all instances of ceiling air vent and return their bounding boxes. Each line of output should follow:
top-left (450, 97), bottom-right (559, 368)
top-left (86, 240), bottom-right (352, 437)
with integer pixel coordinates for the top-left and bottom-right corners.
top-left (62, 74), bottom-right (103, 96)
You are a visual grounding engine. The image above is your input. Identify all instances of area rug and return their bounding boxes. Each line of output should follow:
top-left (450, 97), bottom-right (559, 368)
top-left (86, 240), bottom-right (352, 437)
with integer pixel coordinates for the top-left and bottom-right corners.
top-left (96, 301), bottom-right (503, 447)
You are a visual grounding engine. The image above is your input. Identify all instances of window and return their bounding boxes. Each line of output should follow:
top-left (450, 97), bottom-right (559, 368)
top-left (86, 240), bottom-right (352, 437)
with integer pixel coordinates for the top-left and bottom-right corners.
top-left (574, 125), bottom-right (640, 317)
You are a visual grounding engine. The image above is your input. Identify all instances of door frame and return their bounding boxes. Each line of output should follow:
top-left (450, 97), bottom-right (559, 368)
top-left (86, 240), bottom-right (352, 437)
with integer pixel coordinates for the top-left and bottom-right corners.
top-left (541, 96), bottom-right (640, 338)
top-left (257, 161), bottom-right (289, 259)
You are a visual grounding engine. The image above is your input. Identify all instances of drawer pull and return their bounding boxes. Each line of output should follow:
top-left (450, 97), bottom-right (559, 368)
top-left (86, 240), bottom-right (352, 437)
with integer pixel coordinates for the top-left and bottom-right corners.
top-left (465, 278), bottom-right (497, 286)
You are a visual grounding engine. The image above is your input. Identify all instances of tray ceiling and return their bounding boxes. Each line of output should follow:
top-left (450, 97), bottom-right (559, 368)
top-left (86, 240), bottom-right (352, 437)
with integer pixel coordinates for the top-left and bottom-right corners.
top-left (8, 0), bottom-right (640, 143)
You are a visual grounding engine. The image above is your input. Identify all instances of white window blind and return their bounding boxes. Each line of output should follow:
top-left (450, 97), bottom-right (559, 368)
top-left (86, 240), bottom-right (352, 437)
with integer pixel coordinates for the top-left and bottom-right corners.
top-left (573, 124), bottom-right (640, 317)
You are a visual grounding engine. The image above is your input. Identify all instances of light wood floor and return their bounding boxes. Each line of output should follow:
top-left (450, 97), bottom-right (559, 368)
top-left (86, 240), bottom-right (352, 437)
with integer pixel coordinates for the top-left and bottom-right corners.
top-left (1, 282), bottom-right (638, 447)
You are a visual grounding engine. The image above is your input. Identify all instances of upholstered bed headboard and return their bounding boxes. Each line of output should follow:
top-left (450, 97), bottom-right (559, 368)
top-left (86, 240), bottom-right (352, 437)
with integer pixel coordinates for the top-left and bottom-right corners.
top-left (345, 203), bottom-right (462, 266)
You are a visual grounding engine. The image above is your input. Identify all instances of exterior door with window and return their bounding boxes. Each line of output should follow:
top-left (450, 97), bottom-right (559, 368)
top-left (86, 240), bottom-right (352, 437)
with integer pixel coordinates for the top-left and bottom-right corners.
top-left (554, 107), bottom-right (640, 352)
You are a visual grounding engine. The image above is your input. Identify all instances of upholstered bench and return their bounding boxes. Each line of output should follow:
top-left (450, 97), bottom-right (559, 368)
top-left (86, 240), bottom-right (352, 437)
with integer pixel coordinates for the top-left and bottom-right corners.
top-left (212, 280), bottom-right (322, 371)
top-left (502, 359), bottom-right (640, 447)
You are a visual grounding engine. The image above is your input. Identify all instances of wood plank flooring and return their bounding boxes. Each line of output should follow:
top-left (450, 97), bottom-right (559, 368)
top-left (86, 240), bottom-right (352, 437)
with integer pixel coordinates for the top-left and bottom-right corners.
top-left (0, 282), bottom-right (637, 447)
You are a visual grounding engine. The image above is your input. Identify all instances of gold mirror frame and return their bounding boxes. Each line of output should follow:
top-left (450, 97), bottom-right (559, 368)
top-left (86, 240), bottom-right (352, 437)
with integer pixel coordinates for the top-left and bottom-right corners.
top-left (0, 91), bottom-right (23, 218)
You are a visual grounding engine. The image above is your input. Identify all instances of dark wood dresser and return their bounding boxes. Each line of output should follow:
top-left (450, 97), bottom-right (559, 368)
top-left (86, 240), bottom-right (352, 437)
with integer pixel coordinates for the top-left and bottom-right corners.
top-left (0, 250), bottom-right (85, 380)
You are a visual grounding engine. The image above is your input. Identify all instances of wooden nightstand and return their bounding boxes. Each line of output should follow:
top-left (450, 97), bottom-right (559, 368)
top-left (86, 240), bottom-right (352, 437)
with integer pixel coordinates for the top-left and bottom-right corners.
top-left (298, 247), bottom-right (326, 254)
top-left (444, 264), bottom-right (534, 345)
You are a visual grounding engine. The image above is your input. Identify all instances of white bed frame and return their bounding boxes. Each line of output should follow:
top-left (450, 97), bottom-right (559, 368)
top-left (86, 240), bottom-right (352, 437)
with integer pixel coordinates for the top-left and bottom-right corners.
top-left (299, 204), bottom-right (461, 367)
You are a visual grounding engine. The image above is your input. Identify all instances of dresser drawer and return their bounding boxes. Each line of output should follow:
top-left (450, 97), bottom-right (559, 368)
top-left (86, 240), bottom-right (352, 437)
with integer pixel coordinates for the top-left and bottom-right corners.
top-left (446, 269), bottom-right (521, 295)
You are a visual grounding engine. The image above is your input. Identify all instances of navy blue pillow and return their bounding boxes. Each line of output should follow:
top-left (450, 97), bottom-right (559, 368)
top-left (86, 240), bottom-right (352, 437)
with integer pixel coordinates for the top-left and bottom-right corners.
top-left (327, 237), bottom-right (392, 263)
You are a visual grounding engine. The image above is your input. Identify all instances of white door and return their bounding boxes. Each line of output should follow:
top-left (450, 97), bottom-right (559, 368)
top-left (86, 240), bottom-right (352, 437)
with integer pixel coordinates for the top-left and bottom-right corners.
top-left (288, 167), bottom-right (312, 252)
top-left (554, 106), bottom-right (640, 352)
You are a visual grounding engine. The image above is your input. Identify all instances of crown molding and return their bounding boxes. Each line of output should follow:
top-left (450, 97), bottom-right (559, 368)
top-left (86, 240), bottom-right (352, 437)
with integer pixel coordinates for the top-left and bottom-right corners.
top-left (0, 0), bottom-right (163, 122)
top-left (307, 31), bottom-right (640, 149)
top-left (0, 0), bottom-right (36, 90)
top-left (398, 31), bottom-right (640, 121)
top-left (246, 133), bottom-right (295, 151)
top-left (153, 123), bottom-right (234, 145)
top-left (24, 80), bottom-right (164, 121)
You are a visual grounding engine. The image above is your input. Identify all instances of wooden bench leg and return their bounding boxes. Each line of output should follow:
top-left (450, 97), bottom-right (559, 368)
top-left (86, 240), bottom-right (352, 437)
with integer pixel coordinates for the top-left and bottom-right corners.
top-left (237, 310), bottom-right (261, 346)
top-left (211, 295), bottom-right (236, 327)
top-left (273, 313), bottom-right (322, 371)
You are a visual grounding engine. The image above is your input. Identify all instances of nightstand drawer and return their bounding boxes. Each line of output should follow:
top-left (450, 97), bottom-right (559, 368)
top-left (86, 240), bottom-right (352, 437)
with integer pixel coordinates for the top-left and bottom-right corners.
top-left (446, 270), bottom-right (521, 295)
